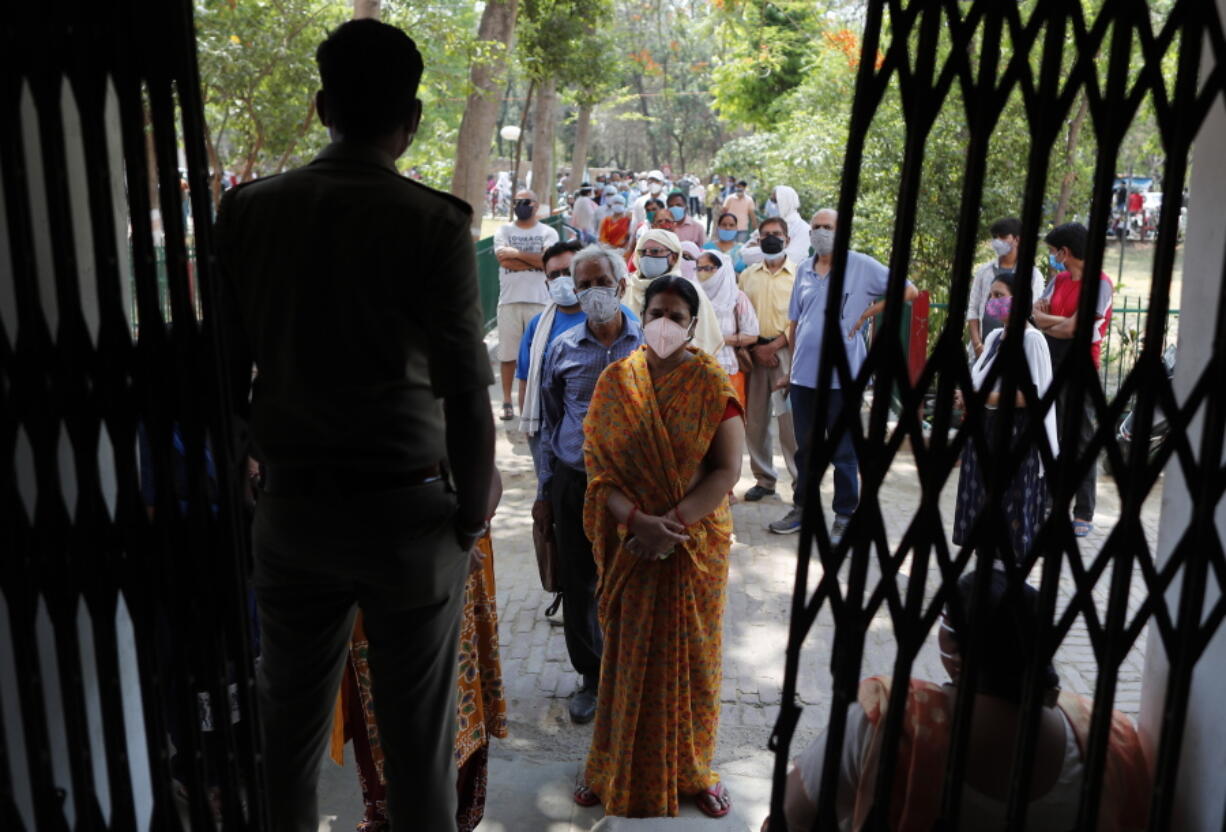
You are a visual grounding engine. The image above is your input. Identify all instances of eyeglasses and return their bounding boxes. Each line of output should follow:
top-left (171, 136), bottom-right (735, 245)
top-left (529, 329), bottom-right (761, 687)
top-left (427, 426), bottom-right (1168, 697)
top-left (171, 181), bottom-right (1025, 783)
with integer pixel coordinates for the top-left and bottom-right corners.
top-left (812, 223), bottom-right (835, 231)
top-left (514, 199), bottom-right (535, 207)
top-left (695, 265), bottom-right (718, 273)
top-left (546, 268), bottom-right (571, 280)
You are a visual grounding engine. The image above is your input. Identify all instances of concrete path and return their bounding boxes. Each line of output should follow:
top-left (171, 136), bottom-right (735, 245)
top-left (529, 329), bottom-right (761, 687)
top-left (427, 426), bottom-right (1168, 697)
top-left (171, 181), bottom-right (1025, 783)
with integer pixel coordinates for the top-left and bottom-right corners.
top-left (316, 365), bottom-right (1160, 831)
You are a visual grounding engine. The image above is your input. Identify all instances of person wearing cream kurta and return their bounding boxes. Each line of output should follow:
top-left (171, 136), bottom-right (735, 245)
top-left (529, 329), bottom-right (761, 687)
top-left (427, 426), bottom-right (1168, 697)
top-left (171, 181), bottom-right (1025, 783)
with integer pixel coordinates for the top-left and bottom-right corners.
top-left (626, 229), bottom-right (724, 356)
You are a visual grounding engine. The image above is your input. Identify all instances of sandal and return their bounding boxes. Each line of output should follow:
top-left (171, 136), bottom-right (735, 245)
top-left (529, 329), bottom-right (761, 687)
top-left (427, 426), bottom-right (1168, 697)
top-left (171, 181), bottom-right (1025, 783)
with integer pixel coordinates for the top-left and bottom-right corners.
top-left (573, 783), bottom-right (601, 807)
top-left (500, 402), bottom-right (514, 421)
top-left (1073, 519), bottom-right (1093, 537)
top-left (695, 782), bottom-right (732, 818)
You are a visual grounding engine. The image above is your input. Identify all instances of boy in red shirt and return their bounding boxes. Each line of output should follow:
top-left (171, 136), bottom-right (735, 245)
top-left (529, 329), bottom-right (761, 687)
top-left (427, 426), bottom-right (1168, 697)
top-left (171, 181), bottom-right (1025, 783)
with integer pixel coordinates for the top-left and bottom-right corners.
top-left (1032, 222), bottom-right (1113, 537)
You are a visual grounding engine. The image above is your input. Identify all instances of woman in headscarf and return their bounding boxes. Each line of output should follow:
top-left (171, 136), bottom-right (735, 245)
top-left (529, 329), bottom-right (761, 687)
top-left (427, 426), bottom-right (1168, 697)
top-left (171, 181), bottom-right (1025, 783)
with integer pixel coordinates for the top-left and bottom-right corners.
top-left (678, 240), bottom-right (703, 283)
top-left (695, 249), bottom-right (760, 407)
top-left (574, 275), bottom-right (746, 819)
top-left (741, 185), bottom-right (811, 267)
top-left (952, 271), bottom-right (1057, 563)
top-left (628, 229), bottom-right (724, 356)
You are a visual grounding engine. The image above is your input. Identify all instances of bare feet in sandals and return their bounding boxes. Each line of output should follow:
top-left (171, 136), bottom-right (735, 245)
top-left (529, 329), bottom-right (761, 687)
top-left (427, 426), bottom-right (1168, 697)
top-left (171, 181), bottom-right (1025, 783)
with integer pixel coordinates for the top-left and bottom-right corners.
top-left (695, 782), bottom-right (732, 818)
top-left (573, 783), bottom-right (600, 807)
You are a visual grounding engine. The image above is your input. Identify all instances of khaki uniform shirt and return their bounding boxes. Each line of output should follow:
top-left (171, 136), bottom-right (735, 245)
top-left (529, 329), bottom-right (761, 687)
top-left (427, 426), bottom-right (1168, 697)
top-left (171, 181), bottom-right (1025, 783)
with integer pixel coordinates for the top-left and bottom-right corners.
top-left (216, 142), bottom-right (492, 471)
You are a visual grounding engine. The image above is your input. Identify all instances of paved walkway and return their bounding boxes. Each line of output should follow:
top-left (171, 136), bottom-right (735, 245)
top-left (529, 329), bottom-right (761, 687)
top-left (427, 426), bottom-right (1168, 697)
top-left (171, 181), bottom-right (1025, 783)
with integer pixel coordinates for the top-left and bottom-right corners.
top-left (317, 379), bottom-right (1161, 831)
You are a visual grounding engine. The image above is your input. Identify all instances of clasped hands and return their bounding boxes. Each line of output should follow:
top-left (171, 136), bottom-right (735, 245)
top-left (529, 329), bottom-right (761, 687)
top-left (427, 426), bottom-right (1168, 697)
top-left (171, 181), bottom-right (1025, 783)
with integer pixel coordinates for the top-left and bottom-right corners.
top-left (626, 508), bottom-right (690, 561)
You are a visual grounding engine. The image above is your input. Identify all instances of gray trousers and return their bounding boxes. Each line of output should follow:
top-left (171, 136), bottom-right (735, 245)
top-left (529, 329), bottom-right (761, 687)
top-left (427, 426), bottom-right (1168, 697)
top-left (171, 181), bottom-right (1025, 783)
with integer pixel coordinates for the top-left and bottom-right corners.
top-left (745, 345), bottom-right (799, 497)
top-left (253, 479), bottom-right (469, 832)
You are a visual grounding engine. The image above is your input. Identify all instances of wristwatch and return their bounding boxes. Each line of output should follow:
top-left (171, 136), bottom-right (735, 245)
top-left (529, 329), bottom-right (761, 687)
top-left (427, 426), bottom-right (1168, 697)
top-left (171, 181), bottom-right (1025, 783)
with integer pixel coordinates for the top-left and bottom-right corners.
top-left (457, 519), bottom-right (490, 543)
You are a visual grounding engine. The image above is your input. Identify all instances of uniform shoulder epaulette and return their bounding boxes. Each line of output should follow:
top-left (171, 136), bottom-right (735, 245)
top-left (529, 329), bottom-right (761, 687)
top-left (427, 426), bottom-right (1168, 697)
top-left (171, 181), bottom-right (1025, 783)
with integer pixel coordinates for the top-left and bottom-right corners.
top-left (401, 176), bottom-right (473, 217)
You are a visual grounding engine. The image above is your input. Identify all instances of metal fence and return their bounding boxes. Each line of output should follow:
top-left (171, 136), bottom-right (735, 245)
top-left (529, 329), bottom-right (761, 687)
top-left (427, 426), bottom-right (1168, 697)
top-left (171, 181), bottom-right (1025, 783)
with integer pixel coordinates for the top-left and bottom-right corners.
top-left (928, 298), bottom-right (1181, 400)
top-left (769, 2), bottom-right (1226, 831)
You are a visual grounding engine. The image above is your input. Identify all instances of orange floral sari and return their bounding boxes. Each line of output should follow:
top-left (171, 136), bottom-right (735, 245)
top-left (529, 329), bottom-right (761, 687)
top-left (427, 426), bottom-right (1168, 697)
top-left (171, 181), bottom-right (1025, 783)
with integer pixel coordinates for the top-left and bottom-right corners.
top-left (852, 675), bottom-right (1151, 831)
top-left (599, 214), bottom-right (631, 249)
top-left (581, 346), bottom-right (739, 817)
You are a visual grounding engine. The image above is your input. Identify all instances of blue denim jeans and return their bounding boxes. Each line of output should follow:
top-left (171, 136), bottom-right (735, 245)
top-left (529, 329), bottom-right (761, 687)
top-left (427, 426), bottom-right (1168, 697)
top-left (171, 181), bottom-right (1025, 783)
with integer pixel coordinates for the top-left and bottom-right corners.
top-left (790, 384), bottom-right (859, 517)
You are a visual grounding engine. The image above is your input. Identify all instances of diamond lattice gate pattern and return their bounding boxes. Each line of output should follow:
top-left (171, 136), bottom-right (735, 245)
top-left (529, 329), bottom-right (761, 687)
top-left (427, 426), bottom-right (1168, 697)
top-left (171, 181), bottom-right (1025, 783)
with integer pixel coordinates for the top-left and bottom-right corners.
top-left (767, 1), bottom-right (1226, 831)
top-left (1, 2), bottom-right (261, 831)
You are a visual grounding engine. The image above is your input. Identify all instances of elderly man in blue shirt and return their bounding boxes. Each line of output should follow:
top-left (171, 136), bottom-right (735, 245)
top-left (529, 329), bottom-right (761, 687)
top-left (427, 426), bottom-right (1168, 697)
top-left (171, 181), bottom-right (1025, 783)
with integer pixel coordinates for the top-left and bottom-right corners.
top-left (769, 208), bottom-right (917, 543)
top-left (536, 245), bottom-right (644, 724)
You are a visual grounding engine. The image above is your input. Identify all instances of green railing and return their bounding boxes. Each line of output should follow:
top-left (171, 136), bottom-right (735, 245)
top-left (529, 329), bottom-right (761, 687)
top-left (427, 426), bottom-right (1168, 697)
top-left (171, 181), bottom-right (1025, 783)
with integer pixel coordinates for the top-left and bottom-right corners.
top-left (928, 299), bottom-right (1180, 399)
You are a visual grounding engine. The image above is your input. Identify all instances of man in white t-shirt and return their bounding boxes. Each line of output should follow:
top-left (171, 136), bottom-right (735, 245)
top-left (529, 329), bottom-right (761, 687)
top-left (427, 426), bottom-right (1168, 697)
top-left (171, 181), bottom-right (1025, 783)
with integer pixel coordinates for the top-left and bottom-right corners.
top-left (494, 189), bottom-right (559, 421)
top-left (630, 170), bottom-right (666, 230)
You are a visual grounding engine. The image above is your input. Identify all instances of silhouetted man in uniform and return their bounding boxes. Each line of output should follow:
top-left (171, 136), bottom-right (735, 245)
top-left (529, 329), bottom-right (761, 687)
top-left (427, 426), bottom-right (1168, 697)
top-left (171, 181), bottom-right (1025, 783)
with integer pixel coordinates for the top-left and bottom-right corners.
top-left (215, 20), bottom-right (494, 832)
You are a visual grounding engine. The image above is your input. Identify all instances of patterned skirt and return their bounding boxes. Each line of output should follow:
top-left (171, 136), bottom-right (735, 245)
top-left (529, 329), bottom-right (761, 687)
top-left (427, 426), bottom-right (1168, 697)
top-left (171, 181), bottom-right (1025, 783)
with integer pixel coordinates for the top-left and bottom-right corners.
top-left (952, 408), bottom-right (1047, 563)
top-left (330, 534), bottom-right (507, 832)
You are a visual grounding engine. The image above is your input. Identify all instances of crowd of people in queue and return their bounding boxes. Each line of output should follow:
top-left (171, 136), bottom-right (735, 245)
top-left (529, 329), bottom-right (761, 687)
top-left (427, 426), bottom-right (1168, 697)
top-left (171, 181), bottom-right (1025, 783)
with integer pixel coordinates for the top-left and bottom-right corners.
top-left (215, 18), bottom-right (1149, 832)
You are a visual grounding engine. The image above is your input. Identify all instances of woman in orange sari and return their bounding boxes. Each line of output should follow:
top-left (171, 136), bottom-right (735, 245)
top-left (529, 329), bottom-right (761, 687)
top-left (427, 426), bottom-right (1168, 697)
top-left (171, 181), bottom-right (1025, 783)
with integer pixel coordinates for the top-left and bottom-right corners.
top-left (573, 274), bottom-right (746, 818)
top-left (598, 195), bottom-right (631, 254)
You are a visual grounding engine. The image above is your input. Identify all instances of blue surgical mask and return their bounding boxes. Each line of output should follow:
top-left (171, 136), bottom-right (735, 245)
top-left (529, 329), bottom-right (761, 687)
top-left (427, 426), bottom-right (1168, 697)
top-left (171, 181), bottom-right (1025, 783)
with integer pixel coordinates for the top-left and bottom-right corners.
top-left (547, 275), bottom-right (578, 306)
top-left (669, 205), bottom-right (686, 221)
top-left (638, 254), bottom-right (671, 279)
top-left (717, 228), bottom-right (737, 242)
top-left (1049, 253), bottom-right (1063, 271)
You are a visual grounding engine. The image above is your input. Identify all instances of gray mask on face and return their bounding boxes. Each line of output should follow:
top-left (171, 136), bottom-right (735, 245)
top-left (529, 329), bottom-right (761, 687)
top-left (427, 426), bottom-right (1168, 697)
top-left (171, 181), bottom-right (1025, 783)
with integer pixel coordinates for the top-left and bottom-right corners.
top-left (810, 227), bottom-right (835, 256)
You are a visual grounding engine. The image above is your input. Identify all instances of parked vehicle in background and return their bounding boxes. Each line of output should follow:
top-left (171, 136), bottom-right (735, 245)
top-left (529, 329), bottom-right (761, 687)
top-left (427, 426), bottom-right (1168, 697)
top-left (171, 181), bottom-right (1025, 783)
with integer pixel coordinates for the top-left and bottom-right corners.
top-left (1115, 342), bottom-right (1176, 468)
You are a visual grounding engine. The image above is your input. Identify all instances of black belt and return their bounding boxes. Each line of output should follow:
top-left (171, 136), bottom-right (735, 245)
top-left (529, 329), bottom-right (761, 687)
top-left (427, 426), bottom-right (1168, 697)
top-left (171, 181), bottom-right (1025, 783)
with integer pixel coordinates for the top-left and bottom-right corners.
top-left (262, 463), bottom-right (444, 497)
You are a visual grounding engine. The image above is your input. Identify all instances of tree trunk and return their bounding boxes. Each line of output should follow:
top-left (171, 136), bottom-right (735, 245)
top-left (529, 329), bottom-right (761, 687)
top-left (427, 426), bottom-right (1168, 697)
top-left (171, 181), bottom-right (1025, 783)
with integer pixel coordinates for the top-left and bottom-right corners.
top-left (449, 0), bottom-right (519, 237)
top-left (632, 73), bottom-right (660, 169)
top-left (530, 76), bottom-right (557, 214)
top-left (353, 0), bottom-right (380, 19)
top-left (273, 97), bottom-right (316, 175)
top-left (1053, 91), bottom-right (1090, 226)
top-left (510, 79), bottom-right (534, 216)
top-left (570, 101), bottom-right (593, 187)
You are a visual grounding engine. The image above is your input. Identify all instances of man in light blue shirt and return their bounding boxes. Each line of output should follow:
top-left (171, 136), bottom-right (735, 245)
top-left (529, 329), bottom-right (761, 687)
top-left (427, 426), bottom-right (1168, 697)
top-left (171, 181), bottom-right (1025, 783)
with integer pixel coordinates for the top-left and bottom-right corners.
top-left (769, 208), bottom-right (917, 542)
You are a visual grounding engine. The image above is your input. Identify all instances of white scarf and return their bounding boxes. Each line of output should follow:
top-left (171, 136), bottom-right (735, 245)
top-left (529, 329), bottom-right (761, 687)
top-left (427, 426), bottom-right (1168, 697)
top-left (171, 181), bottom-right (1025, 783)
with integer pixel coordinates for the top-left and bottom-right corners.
top-left (519, 303), bottom-right (559, 435)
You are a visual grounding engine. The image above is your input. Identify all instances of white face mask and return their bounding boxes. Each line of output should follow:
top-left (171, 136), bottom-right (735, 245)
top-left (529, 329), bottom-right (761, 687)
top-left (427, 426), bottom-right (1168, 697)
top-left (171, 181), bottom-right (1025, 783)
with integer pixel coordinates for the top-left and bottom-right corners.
top-left (644, 316), bottom-right (690, 359)
top-left (990, 238), bottom-right (1013, 257)
top-left (810, 227), bottom-right (835, 256)
top-left (648, 182), bottom-right (663, 195)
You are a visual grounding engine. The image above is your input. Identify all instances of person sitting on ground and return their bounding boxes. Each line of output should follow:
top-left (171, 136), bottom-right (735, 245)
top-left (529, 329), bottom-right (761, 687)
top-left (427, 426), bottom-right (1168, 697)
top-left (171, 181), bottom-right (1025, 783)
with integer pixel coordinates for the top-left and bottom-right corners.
top-left (574, 274), bottom-right (746, 819)
top-left (952, 271), bottom-right (1057, 563)
top-left (768, 571), bottom-right (1150, 832)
